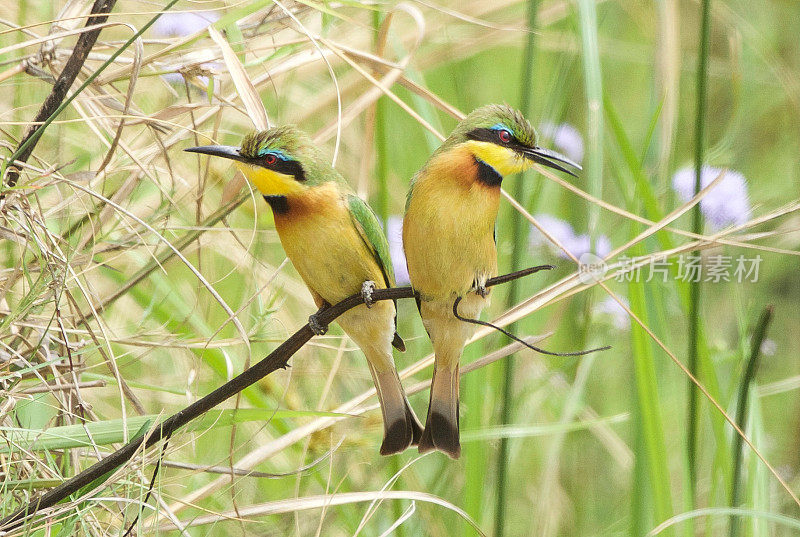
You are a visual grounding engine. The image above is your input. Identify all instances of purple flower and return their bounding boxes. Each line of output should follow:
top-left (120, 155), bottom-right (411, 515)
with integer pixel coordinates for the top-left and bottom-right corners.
top-left (538, 122), bottom-right (584, 164)
top-left (671, 166), bottom-right (751, 230)
top-left (760, 339), bottom-right (776, 356)
top-left (594, 296), bottom-right (630, 330)
top-left (152, 12), bottom-right (220, 86)
top-left (153, 12), bottom-right (220, 38)
top-left (161, 72), bottom-right (190, 85)
top-left (386, 216), bottom-right (410, 285)
top-left (529, 214), bottom-right (611, 259)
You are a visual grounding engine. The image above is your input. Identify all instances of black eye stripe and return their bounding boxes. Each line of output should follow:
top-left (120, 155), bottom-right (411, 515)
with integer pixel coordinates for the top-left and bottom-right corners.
top-left (466, 127), bottom-right (518, 147)
top-left (260, 156), bottom-right (306, 182)
top-left (466, 127), bottom-right (499, 143)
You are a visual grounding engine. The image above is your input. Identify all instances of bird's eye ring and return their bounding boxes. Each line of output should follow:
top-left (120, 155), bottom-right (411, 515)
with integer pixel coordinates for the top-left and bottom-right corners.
top-left (264, 154), bottom-right (277, 165)
top-left (498, 129), bottom-right (511, 143)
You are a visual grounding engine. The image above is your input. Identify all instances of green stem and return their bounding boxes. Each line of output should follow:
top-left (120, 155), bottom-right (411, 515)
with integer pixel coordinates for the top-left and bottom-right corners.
top-left (687, 0), bottom-right (711, 507)
top-left (371, 8), bottom-right (398, 532)
top-left (374, 94), bottom-right (389, 225)
top-left (494, 3), bottom-right (538, 537)
top-left (12, 0), bottom-right (29, 141)
top-left (577, 0), bottom-right (603, 241)
top-left (729, 306), bottom-right (773, 537)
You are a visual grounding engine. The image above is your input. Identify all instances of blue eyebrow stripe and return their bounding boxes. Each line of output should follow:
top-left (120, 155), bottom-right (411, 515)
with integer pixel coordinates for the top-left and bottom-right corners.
top-left (491, 122), bottom-right (512, 133)
top-left (257, 148), bottom-right (291, 160)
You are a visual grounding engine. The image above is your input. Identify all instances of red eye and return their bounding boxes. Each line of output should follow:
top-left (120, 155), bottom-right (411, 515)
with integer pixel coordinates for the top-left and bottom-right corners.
top-left (498, 130), bottom-right (511, 143)
top-left (264, 154), bottom-right (277, 165)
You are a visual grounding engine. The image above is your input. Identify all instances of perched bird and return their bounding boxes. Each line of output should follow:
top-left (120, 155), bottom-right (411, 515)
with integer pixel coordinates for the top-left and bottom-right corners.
top-left (403, 104), bottom-right (580, 458)
top-left (186, 126), bottom-right (422, 455)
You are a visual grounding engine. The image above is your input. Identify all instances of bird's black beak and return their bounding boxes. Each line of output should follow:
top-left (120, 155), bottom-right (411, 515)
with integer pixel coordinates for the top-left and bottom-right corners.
top-left (184, 145), bottom-right (250, 164)
top-left (522, 146), bottom-right (581, 177)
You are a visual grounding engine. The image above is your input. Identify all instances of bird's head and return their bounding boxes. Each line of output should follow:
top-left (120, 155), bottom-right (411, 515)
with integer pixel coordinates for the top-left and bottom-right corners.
top-left (446, 104), bottom-right (580, 178)
top-left (185, 125), bottom-right (329, 196)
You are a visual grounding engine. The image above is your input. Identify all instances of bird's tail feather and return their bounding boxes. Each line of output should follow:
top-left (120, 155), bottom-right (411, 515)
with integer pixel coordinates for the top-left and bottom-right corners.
top-left (419, 361), bottom-right (461, 459)
top-left (369, 364), bottom-right (423, 455)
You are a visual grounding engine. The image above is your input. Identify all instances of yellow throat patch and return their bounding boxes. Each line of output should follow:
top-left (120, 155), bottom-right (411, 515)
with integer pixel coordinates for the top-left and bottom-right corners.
top-left (465, 140), bottom-right (533, 177)
top-left (235, 162), bottom-right (307, 196)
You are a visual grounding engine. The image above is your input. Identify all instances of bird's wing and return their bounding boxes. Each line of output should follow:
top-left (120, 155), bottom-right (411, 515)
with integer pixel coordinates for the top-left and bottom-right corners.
top-left (346, 194), bottom-right (394, 288)
top-left (347, 194), bottom-right (405, 351)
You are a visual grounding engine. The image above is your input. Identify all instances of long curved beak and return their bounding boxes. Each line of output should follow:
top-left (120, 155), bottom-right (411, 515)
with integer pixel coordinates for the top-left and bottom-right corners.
top-left (184, 145), bottom-right (250, 164)
top-left (522, 146), bottom-right (581, 177)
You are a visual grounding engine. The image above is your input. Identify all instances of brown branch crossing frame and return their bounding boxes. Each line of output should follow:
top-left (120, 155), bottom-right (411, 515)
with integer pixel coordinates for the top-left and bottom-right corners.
top-left (0, 265), bottom-right (554, 532)
top-left (2, 0), bottom-right (118, 194)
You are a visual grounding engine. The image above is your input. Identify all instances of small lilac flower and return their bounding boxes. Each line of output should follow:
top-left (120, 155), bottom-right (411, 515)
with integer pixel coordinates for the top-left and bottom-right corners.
top-left (594, 296), bottom-right (630, 330)
top-left (564, 233), bottom-right (611, 259)
top-left (538, 121), bottom-right (584, 164)
top-left (386, 216), bottom-right (410, 285)
top-left (671, 166), bottom-right (752, 230)
top-left (153, 12), bottom-right (220, 86)
top-left (529, 214), bottom-right (611, 259)
top-left (153, 11), bottom-right (220, 38)
top-left (528, 214), bottom-right (575, 249)
top-left (161, 72), bottom-right (183, 85)
top-left (760, 338), bottom-right (776, 356)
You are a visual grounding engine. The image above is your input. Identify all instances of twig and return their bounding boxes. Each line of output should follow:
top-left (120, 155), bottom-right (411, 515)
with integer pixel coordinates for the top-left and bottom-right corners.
top-left (0, 265), bottom-right (552, 532)
top-left (72, 190), bottom-right (251, 327)
top-left (453, 295), bottom-right (610, 357)
top-left (122, 439), bottom-right (169, 537)
top-left (2, 0), bottom-right (118, 193)
top-left (1, 1), bottom-right (181, 198)
top-left (21, 380), bottom-right (106, 394)
top-left (157, 439), bottom-right (342, 479)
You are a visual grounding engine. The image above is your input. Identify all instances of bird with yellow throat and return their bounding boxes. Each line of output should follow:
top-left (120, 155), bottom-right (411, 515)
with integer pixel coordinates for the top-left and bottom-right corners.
top-left (403, 104), bottom-right (581, 458)
top-left (186, 126), bottom-right (422, 455)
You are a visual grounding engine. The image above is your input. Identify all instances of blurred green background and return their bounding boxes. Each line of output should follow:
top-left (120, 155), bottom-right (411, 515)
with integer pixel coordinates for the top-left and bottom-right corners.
top-left (1, 0), bottom-right (799, 535)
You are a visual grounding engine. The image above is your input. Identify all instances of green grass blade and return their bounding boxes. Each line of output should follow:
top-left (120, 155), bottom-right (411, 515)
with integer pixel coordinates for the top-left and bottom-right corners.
top-left (687, 0), bottom-right (713, 506)
top-left (576, 0), bottom-right (604, 238)
top-left (1, 409), bottom-right (346, 454)
top-left (730, 306), bottom-right (773, 537)
top-left (629, 243), bottom-right (674, 534)
top-left (494, 2), bottom-right (540, 536)
top-left (604, 92), bottom-right (733, 515)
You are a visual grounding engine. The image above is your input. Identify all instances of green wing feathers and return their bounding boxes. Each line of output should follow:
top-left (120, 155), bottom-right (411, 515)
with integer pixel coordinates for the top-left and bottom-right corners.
top-left (347, 195), bottom-right (405, 352)
top-left (347, 194), bottom-right (395, 288)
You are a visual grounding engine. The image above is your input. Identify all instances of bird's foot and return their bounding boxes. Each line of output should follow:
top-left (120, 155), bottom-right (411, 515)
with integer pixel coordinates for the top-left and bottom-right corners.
top-left (361, 280), bottom-right (377, 308)
top-left (472, 279), bottom-right (489, 298)
top-left (308, 305), bottom-right (330, 336)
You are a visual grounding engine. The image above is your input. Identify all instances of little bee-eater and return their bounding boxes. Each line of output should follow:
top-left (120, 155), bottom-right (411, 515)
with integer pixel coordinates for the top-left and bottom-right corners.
top-left (186, 126), bottom-right (422, 455)
top-left (403, 104), bottom-right (580, 458)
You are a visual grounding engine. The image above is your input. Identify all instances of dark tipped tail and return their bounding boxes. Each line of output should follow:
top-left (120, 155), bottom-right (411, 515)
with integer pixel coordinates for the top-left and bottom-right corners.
top-left (419, 363), bottom-right (461, 459)
top-left (370, 366), bottom-right (423, 455)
